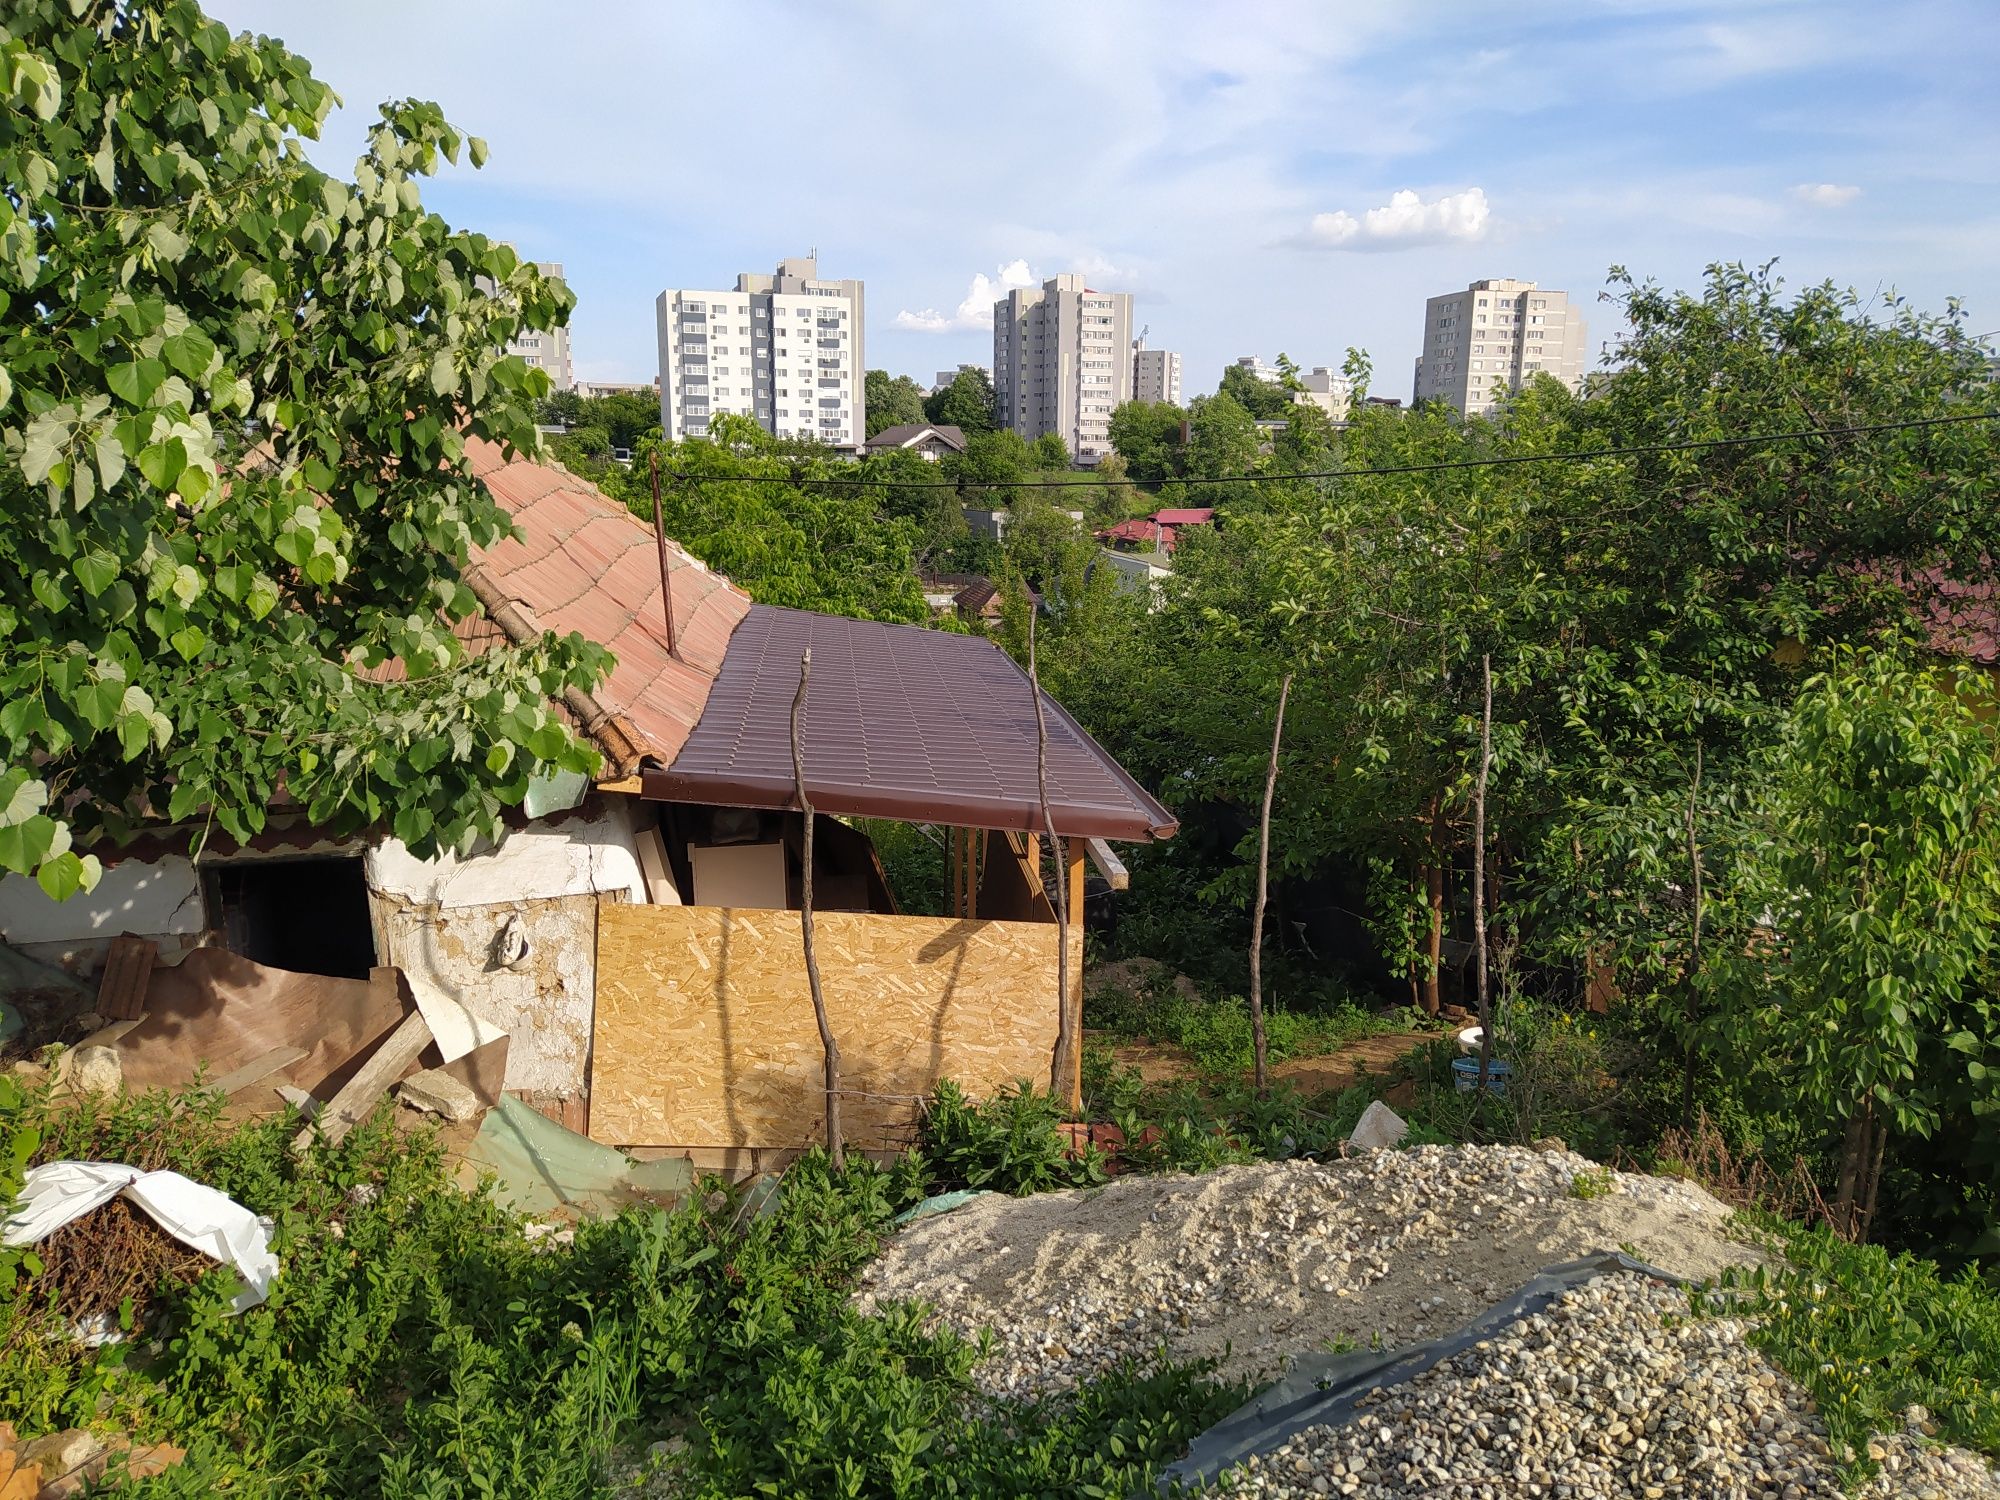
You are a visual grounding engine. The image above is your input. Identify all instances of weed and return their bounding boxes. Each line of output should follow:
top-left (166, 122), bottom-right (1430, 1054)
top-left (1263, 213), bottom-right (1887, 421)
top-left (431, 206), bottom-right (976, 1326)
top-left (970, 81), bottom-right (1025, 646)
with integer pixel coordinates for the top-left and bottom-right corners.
top-left (1569, 1166), bottom-right (1616, 1200)
top-left (921, 1079), bottom-right (1107, 1196)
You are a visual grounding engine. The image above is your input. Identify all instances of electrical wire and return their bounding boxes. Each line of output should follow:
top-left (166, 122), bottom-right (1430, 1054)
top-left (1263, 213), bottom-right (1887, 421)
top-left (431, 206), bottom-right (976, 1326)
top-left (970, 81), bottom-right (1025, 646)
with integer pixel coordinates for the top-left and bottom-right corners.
top-left (658, 409), bottom-right (2000, 493)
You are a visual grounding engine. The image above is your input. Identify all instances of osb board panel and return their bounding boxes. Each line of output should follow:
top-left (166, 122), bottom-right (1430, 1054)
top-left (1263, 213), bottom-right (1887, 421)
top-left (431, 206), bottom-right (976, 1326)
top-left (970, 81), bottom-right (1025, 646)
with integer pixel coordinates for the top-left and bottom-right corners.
top-left (591, 903), bottom-right (1081, 1149)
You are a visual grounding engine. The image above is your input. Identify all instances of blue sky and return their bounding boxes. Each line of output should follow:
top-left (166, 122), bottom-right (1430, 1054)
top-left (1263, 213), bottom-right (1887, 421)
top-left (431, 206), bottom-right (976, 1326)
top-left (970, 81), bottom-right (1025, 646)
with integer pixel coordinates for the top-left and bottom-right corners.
top-left (206, 0), bottom-right (1999, 398)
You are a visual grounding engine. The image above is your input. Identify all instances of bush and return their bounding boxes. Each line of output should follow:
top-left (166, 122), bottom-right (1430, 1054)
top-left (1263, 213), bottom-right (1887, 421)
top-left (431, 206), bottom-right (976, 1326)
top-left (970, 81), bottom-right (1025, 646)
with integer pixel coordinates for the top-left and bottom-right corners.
top-left (920, 1080), bottom-right (1106, 1196)
top-left (1088, 981), bottom-right (1396, 1078)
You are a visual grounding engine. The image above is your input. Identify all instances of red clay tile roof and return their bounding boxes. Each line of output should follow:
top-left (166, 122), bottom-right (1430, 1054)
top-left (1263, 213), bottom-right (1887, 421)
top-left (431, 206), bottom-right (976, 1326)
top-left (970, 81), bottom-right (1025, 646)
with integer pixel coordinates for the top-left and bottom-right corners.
top-left (645, 605), bottom-right (1177, 841)
top-left (1917, 569), bottom-right (1998, 665)
top-left (465, 438), bottom-right (751, 771)
top-left (1149, 507), bottom-right (1214, 526)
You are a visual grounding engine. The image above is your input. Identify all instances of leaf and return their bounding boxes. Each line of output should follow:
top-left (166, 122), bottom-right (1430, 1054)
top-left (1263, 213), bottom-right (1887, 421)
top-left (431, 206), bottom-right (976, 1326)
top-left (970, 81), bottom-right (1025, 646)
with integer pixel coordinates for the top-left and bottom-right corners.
top-left (161, 328), bottom-right (216, 382)
top-left (468, 136), bottom-right (488, 168)
top-left (107, 358), bottom-right (166, 408)
top-left (72, 547), bottom-right (121, 597)
top-left (246, 574), bottom-right (280, 620)
top-left (137, 437), bottom-right (187, 491)
top-left (35, 850), bottom-right (88, 902)
top-left (0, 773), bottom-right (47, 828)
top-left (429, 349), bottom-right (456, 397)
top-left (169, 625), bottom-right (206, 661)
top-left (0, 814), bottom-right (58, 875)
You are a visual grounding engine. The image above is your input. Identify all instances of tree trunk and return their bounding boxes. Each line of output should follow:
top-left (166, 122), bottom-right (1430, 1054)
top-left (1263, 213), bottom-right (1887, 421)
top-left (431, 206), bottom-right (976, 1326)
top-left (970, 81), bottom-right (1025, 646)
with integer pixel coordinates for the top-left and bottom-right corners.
top-left (1833, 1102), bottom-right (1873, 1240)
top-left (1249, 673), bottom-right (1294, 1094)
top-left (1680, 743), bottom-right (1705, 1133)
top-left (1421, 801), bottom-right (1446, 1016)
top-left (791, 648), bottom-right (842, 1169)
top-left (1473, 656), bottom-right (1495, 1092)
top-left (1027, 608), bottom-right (1074, 1101)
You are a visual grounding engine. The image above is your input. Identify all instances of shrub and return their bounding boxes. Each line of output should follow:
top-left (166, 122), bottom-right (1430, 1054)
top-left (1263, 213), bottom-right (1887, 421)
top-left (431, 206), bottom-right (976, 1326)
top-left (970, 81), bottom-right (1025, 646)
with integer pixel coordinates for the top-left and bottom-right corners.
top-left (920, 1080), bottom-right (1106, 1196)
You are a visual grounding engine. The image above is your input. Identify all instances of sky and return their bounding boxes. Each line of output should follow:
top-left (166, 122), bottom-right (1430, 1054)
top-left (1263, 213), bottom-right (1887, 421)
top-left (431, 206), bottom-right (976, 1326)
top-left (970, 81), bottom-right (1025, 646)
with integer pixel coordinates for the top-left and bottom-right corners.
top-left (205, 0), bottom-right (2000, 399)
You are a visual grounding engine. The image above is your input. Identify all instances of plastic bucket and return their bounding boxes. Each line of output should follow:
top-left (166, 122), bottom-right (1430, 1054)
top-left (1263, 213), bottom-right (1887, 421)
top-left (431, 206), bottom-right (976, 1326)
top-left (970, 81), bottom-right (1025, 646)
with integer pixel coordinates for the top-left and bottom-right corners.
top-left (1451, 1056), bottom-right (1513, 1094)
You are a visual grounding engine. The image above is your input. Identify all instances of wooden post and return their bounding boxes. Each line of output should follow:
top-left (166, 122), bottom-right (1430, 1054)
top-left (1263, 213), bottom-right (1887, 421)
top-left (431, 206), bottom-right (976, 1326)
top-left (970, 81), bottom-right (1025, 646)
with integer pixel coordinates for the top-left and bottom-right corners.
top-left (1027, 607), bottom-right (1075, 1102)
top-left (1473, 655), bottom-right (1495, 1093)
top-left (1680, 741), bottom-right (1705, 1132)
top-left (791, 648), bottom-right (843, 1169)
top-left (1065, 837), bottom-right (1085, 1109)
top-left (1249, 672), bottom-right (1293, 1094)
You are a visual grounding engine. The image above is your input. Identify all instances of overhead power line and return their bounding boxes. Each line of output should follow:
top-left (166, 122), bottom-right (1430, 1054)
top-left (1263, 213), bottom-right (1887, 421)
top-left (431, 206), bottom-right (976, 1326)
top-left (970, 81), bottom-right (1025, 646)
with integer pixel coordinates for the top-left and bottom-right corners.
top-left (658, 410), bottom-right (1999, 493)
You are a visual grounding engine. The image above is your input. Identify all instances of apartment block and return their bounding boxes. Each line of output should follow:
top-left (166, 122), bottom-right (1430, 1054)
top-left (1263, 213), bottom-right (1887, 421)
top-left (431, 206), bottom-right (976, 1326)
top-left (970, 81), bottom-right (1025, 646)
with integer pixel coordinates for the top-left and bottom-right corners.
top-left (506, 259), bottom-right (574, 391)
top-left (1132, 340), bottom-right (1182, 406)
top-left (1297, 366), bottom-right (1352, 421)
top-left (993, 273), bottom-right (1133, 465)
top-left (1411, 278), bottom-right (1587, 415)
top-left (655, 256), bottom-right (865, 447)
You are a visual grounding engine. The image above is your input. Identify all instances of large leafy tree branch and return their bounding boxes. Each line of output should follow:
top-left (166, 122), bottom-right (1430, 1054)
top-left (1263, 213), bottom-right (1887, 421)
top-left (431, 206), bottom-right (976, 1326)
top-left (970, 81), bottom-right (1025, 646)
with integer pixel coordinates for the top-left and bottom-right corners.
top-left (0, 0), bottom-right (608, 896)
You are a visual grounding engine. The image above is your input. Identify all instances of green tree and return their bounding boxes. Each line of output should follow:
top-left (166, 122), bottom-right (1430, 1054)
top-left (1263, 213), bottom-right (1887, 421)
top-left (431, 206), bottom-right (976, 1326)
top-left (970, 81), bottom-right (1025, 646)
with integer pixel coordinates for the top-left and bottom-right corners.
top-left (925, 366), bottom-right (996, 434)
top-left (1107, 400), bottom-right (1186, 483)
top-left (1031, 432), bottom-right (1072, 471)
top-left (1720, 652), bottom-right (2000, 1242)
top-left (0, 0), bottom-right (605, 894)
top-left (1217, 362), bottom-right (1295, 420)
top-left (864, 370), bottom-right (927, 437)
top-left (1184, 392), bottom-right (1260, 480)
top-left (944, 428), bottom-right (1033, 508)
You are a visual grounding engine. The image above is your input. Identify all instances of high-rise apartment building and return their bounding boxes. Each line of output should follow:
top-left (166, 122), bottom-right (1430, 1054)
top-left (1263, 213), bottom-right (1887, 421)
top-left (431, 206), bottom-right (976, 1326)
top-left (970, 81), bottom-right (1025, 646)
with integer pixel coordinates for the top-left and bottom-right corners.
top-left (655, 256), bottom-right (865, 447)
top-left (1297, 367), bottom-right (1352, 421)
top-left (1411, 278), bottom-right (1587, 415)
top-left (1132, 340), bottom-right (1182, 406)
top-left (502, 257), bottom-right (574, 391)
top-left (992, 273), bottom-right (1132, 465)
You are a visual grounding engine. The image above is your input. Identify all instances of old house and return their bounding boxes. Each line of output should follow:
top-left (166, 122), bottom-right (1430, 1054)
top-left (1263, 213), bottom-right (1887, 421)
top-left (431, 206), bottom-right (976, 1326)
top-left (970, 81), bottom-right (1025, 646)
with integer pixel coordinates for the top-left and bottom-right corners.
top-left (0, 440), bottom-right (1173, 1169)
top-left (864, 423), bottom-right (968, 461)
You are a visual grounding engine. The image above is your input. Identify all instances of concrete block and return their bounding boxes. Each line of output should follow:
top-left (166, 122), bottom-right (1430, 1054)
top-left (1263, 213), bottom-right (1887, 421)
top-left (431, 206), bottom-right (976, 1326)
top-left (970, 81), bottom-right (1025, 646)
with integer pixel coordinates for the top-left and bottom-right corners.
top-left (396, 1067), bottom-right (483, 1123)
top-left (1348, 1100), bottom-right (1408, 1151)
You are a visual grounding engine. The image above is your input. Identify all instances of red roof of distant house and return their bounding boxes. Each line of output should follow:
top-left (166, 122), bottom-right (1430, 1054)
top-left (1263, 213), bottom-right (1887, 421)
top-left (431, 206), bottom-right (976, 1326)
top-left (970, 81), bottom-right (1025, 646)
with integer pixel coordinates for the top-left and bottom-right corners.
top-left (1916, 569), bottom-right (1998, 665)
top-left (1150, 507), bottom-right (1214, 526)
top-left (1100, 518), bottom-right (1163, 544)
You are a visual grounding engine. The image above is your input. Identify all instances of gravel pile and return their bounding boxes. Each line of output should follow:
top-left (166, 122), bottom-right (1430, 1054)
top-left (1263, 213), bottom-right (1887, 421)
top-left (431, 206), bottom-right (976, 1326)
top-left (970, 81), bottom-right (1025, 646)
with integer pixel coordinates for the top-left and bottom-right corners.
top-left (1223, 1272), bottom-right (2000, 1500)
top-left (854, 1144), bottom-right (1759, 1398)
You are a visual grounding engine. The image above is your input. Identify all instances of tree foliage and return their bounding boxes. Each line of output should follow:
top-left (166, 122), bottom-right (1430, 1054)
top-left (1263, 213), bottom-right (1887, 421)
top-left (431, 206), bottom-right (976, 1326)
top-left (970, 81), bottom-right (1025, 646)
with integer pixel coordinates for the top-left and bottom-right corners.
top-left (863, 369), bottom-right (926, 437)
top-left (924, 366), bottom-right (995, 434)
top-left (0, 0), bottom-right (606, 894)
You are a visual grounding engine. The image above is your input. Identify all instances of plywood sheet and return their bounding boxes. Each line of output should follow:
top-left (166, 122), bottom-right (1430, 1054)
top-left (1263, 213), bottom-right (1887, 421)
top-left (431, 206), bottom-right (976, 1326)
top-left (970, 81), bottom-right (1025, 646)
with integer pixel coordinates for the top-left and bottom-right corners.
top-left (688, 843), bottom-right (787, 909)
top-left (591, 903), bottom-right (1081, 1149)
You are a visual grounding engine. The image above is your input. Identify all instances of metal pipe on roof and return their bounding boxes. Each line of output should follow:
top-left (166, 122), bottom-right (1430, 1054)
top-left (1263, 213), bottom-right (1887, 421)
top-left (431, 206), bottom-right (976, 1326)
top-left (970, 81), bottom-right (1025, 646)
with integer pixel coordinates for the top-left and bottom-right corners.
top-left (460, 561), bottom-right (649, 779)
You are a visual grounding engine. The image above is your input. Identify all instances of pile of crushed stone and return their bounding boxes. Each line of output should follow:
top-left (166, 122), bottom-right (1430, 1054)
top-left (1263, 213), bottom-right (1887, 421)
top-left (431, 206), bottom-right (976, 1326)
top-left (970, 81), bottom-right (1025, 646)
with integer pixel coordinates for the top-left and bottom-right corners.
top-left (1223, 1272), bottom-right (2000, 1500)
top-left (853, 1144), bottom-right (1760, 1399)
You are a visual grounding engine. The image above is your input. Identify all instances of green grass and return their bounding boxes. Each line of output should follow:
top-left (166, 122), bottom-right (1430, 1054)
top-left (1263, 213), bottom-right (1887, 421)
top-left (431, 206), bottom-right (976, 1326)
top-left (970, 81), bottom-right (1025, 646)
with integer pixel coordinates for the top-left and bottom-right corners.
top-left (0, 1073), bottom-right (1247, 1498)
top-left (1086, 983), bottom-right (1404, 1077)
top-left (1702, 1220), bottom-right (2000, 1480)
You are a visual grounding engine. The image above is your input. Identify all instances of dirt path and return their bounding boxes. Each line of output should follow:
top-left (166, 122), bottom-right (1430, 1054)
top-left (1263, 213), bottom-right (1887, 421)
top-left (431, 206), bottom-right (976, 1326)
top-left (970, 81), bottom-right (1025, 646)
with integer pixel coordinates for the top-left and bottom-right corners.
top-left (1092, 1029), bottom-right (1430, 1093)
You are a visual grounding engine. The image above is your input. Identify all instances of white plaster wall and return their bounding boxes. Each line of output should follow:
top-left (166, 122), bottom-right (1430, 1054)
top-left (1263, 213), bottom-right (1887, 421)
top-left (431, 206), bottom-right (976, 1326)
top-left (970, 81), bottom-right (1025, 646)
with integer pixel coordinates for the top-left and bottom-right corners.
top-left (366, 802), bottom-right (645, 910)
top-left (370, 890), bottom-right (604, 1096)
top-left (0, 857), bottom-right (205, 973)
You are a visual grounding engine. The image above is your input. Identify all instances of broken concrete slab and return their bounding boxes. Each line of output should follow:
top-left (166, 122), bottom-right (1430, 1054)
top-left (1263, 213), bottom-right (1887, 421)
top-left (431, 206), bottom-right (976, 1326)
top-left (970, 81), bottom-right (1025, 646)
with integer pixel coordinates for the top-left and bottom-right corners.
top-left (55, 1044), bottom-right (122, 1096)
top-left (397, 1067), bottom-right (483, 1123)
top-left (1347, 1100), bottom-right (1408, 1151)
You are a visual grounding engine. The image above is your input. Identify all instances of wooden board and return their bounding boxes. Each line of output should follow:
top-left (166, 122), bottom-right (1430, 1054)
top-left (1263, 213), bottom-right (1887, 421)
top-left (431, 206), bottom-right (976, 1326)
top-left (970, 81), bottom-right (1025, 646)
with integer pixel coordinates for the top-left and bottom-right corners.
top-left (591, 903), bottom-right (1082, 1149)
top-left (96, 935), bottom-right (157, 1021)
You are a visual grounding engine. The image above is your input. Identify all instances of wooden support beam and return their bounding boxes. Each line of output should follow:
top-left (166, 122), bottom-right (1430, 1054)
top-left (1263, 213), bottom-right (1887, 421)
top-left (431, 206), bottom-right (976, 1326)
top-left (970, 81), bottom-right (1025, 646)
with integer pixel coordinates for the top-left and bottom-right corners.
top-left (1065, 838), bottom-right (1086, 1110)
top-left (293, 998), bottom-right (433, 1153)
top-left (1083, 837), bottom-right (1129, 892)
top-left (206, 1046), bottom-right (308, 1098)
top-left (594, 775), bottom-right (644, 795)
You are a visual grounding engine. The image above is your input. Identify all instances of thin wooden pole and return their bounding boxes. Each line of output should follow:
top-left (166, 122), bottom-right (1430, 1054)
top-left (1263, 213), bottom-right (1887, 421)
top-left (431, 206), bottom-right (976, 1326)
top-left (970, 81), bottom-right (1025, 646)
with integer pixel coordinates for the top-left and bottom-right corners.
top-left (1680, 741), bottom-right (1705, 1132)
top-left (648, 450), bottom-right (679, 662)
top-left (1474, 655), bottom-right (1495, 1093)
top-left (791, 648), bottom-right (842, 1168)
top-left (1027, 607), bottom-right (1074, 1102)
top-left (1249, 672), bottom-right (1293, 1094)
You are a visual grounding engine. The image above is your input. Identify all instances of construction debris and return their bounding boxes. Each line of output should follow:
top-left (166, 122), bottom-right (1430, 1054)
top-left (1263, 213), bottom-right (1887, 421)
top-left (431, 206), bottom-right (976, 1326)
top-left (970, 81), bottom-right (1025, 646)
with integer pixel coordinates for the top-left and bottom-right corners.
top-left (1346, 1100), bottom-right (1407, 1150)
top-left (397, 1067), bottom-right (483, 1123)
top-left (0, 1421), bottom-right (185, 1499)
top-left (52, 1045), bottom-right (121, 1097)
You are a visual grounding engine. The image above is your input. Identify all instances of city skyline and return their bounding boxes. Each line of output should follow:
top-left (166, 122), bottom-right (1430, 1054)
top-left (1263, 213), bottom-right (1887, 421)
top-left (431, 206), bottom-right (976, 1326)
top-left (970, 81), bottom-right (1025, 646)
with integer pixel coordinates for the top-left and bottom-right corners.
top-left (203, 1), bottom-right (1998, 397)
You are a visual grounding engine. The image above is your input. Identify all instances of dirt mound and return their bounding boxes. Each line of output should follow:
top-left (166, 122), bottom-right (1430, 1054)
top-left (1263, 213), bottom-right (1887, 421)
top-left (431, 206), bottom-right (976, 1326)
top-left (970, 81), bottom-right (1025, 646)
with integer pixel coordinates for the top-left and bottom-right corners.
top-left (854, 1145), bottom-right (1761, 1399)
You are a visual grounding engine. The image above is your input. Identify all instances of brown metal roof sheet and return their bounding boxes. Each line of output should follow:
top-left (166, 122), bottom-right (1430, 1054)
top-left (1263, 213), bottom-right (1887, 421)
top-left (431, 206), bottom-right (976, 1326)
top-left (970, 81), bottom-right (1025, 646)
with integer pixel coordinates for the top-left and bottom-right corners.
top-left (644, 605), bottom-right (1177, 841)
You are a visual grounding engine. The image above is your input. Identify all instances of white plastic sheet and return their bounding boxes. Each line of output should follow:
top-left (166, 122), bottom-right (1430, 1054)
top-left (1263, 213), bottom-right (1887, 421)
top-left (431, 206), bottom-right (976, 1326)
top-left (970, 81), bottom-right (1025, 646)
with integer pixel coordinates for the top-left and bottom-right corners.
top-left (0, 1160), bottom-right (279, 1312)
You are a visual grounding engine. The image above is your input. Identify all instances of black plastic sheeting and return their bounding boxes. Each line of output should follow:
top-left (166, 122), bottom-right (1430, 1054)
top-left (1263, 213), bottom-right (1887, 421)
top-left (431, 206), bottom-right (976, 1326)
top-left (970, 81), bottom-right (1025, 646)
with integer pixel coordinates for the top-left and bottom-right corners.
top-left (1161, 1252), bottom-right (1687, 1494)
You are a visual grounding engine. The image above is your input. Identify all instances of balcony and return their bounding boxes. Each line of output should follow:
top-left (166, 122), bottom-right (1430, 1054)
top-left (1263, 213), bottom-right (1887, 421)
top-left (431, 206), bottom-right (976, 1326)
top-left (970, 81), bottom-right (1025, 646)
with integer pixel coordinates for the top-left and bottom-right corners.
top-left (817, 337), bottom-right (842, 349)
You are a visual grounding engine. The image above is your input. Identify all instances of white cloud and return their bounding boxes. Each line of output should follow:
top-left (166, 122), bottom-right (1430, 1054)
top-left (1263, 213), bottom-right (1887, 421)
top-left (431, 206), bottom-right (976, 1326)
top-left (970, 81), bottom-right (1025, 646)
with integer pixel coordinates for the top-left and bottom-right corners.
top-left (1293, 187), bottom-right (1491, 251)
top-left (893, 258), bottom-right (1038, 332)
top-left (1791, 182), bottom-right (1862, 207)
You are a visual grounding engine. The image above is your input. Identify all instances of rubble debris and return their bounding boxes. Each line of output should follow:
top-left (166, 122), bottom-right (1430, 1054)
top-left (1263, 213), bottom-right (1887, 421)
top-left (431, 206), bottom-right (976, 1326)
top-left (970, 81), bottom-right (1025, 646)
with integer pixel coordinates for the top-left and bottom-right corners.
top-left (1219, 1273), bottom-right (2000, 1500)
top-left (1346, 1101), bottom-right (1407, 1151)
top-left (854, 1145), bottom-right (1760, 1399)
top-left (397, 1067), bottom-right (483, 1123)
top-left (295, 1009), bottom-right (434, 1152)
top-left (462, 1094), bottom-right (691, 1217)
top-left (0, 1421), bottom-right (186, 1500)
top-left (52, 1045), bottom-right (121, 1097)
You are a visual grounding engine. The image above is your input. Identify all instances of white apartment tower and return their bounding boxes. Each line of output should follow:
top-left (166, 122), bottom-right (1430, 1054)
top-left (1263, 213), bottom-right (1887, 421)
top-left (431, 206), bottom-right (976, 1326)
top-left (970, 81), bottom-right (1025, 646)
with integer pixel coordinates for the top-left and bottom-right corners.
top-left (1412, 278), bottom-right (1587, 415)
top-left (1132, 340), bottom-right (1182, 406)
top-left (993, 273), bottom-right (1133, 465)
top-left (655, 256), bottom-right (865, 447)
top-left (505, 259), bottom-right (574, 391)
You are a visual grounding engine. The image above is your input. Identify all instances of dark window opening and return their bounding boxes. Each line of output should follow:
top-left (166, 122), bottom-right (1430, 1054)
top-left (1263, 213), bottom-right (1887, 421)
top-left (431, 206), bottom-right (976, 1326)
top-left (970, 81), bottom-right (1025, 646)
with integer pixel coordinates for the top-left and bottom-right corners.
top-left (204, 857), bottom-right (376, 979)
